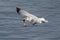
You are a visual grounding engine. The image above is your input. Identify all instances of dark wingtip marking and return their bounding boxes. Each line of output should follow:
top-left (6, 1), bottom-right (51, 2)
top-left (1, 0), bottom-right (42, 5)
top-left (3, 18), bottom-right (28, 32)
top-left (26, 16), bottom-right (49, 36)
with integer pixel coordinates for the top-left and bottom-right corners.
top-left (16, 7), bottom-right (21, 14)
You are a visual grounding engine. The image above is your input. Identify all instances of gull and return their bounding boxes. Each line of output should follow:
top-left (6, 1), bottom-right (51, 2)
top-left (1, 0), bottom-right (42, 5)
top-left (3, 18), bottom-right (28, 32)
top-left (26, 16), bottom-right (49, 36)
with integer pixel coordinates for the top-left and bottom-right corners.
top-left (16, 7), bottom-right (48, 27)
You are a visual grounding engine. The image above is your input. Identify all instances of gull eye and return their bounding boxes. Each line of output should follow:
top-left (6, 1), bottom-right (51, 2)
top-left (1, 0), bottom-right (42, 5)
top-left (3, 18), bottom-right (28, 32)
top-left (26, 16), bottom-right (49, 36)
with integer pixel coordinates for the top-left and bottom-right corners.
top-left (42, 21), bottom-right (45, 23)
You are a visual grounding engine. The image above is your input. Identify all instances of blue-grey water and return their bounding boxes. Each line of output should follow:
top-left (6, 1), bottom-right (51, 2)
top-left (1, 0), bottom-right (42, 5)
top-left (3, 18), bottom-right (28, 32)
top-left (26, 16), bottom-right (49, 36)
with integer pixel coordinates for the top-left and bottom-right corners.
top-left (0, 0), bottom-right (60, 40)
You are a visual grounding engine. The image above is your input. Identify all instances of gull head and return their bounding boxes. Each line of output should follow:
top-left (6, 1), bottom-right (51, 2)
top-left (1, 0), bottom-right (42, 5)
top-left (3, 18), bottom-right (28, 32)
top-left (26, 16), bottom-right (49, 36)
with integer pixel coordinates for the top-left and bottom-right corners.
top-left (38, 18), bottom-right (48, 23)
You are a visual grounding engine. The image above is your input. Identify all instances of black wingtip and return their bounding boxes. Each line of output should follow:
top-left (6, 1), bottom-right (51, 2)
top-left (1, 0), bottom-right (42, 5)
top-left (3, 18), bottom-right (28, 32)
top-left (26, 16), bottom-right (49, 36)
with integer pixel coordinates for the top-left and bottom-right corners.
top-left (16, 7), bottom-right (21, 13)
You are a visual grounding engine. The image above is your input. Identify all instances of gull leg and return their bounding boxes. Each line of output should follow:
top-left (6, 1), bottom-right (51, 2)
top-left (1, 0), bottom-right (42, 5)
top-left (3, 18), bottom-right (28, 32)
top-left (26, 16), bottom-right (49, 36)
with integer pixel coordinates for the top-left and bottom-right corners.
top-left (32, 22), bottom-right (37, 25)
top-left (30, 20), bottom-right (37, 25)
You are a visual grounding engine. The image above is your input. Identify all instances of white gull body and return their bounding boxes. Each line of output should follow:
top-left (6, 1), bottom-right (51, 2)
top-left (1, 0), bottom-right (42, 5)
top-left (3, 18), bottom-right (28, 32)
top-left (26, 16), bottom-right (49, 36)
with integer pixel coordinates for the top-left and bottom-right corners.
top-left (19, 10), bottom-right (48, 23)
top-left (16, 7), bottom-right (48, 26)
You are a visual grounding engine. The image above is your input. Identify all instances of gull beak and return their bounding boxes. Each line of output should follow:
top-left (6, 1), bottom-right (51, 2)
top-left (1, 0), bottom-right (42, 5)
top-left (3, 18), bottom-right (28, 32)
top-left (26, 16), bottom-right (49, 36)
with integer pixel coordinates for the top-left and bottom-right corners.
top-left (42, 20), bottom-right (48, 23)
top-left (45, 20), bottom-right (48, 23)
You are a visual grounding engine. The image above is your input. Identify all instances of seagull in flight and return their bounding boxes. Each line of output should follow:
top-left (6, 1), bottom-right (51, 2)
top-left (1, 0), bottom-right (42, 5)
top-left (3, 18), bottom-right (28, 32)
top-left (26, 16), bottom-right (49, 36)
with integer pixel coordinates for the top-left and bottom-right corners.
top-left (16, 7), bottom-right (48, 27)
